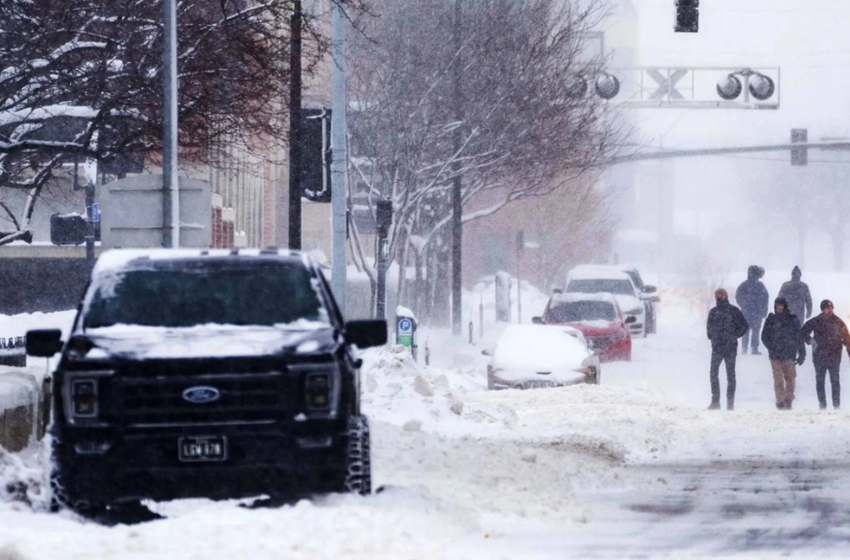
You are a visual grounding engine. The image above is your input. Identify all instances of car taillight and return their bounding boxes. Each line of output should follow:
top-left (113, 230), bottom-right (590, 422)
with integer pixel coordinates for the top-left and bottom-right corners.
top-left (71, 379), bottom-right (99, 418)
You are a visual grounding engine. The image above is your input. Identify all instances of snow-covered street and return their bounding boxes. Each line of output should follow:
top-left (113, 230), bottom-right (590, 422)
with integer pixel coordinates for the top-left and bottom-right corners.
top-left (4, 297), bottom-right (850, 559)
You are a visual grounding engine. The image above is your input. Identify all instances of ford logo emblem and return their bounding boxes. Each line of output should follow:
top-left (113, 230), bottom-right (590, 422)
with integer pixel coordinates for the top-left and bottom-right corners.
top-left (182, 386), bottom-right (221, 404)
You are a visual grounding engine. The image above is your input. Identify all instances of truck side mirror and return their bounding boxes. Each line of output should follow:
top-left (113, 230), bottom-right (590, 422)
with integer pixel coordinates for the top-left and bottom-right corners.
top-left (26, 329), bottom-right (63, 357)
top-left (346, 320), bottom-right (388, 349)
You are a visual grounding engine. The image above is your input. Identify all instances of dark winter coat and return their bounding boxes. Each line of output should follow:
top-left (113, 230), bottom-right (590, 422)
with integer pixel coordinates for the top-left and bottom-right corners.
top-left (707, 299), bottom-right (749, 351)
top-left (778, 280), bottom-right (812, 322)
top-left (801, 313), bottom-right (850, 366)
top-left (735, 267), bottom-right (769, 322)
top-left (761, 303), bottom-right (806, 362)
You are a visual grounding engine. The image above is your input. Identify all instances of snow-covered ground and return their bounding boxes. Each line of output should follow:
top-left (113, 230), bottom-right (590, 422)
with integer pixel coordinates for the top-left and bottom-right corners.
top-left (3, 278), bottom-right (850, 558)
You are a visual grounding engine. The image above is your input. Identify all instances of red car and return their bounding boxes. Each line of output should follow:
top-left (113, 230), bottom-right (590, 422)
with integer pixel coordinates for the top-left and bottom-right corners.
top-left (533, 292), bottom-right (634, 362)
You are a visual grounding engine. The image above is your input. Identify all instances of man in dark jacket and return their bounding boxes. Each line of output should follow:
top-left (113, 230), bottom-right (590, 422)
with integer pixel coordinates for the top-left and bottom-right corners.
top-left (778, 266), bottom-right (813, 324)
top-left (706, 288), bottom-right (749, 410)
top-left (736, 265), bottom-right (770, 355)
top-left (801, 300), bottom-right (850, 410)
top-left (761, 297), bottom-right (806, 410)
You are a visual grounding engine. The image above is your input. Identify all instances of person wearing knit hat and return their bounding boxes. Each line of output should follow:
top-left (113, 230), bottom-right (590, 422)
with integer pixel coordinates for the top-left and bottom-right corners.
top-left (801, 300), bottom-right (850, 409)
top-left (761, 297), bottom-right (806, 410)
top-left (778, 266), bottom-right (813, 324)
top-left (706, 288), bottom-right (749, 410)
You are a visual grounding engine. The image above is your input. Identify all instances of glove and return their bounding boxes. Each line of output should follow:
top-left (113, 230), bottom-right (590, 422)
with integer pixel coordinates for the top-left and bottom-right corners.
top-left (797, 355), bottom-right (805, 366)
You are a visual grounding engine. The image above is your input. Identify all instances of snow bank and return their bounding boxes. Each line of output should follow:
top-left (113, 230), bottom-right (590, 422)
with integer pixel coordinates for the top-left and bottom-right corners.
top-left (0, 442), bottom-right (50, 512)
top-left (361, 345), bottom-right (517, 435)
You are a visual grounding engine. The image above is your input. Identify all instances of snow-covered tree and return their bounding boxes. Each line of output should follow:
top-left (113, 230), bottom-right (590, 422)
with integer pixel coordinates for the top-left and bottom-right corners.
top-left (348, 0), bottom-right (624, 322)
top-left (0, 0), bottom-right (362, 245)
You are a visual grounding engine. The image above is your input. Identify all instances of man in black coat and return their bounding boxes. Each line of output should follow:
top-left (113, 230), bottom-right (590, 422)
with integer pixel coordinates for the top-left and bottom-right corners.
top-left (778, 266), bottom-right (813, 324)
top-left (801, 299), bottom-right (850, 409)
top-left (761, 297), bottom-right (806, 410)
top-left (706, 288), bottom-right (749, 410)
top-left (735, 265), bottom-right (769, 355)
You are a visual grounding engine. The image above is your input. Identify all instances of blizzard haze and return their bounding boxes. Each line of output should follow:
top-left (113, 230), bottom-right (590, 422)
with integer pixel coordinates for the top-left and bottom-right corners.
top-left (615, 0), bottom-right (850, 275)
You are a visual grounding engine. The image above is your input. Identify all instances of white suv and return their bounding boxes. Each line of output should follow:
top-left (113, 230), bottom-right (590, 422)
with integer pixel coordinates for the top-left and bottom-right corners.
top-left (564, 265), bottom-right (659, 337)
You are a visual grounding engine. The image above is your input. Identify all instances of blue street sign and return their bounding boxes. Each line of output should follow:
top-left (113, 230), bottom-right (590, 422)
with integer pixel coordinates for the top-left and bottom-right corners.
top-left (91, 203), bottom-right (101, 223)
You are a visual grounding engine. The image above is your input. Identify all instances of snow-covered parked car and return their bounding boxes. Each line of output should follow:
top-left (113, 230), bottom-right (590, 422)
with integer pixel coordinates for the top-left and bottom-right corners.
top-left (485, 324), bottom-right (600, 390)
top-left (534, 292), bottom-right (633, 362)
top-left (25, 248), bottom-right (387, 515)
top-left (564, 266), bottom-right (654, 338)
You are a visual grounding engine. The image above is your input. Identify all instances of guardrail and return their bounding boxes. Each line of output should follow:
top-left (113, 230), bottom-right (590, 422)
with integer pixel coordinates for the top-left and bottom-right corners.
top-left (0, 337), bottom-right (26, 367)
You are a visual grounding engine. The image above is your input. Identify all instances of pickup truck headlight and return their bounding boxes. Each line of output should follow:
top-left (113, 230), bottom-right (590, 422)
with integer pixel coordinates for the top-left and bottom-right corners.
top-left (63, 370), bottom-right (113, 424)
top-left (295, 363), bottom-right (341, 413)
top-left (72, 379), bottom-right (99, 418)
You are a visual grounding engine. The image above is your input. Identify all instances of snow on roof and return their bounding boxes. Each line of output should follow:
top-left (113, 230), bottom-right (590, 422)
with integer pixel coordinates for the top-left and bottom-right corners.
top-left (551, 292), bottom-right (619, 306)
top-left (571, 264), bottom-right (640, 274)
top-left (93, 248), bottom-right (303, 275)
top-left (567, 267), bottom-right (633, 281)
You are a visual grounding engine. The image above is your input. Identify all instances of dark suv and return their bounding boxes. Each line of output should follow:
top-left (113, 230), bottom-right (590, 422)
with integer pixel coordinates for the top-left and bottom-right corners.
top-left (26, 249), bottom-right (386, 513)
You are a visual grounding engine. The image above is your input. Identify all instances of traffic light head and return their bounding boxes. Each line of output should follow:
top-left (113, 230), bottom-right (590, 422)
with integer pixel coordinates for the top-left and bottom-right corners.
top-left (675, 0), bottom-right (699, 33)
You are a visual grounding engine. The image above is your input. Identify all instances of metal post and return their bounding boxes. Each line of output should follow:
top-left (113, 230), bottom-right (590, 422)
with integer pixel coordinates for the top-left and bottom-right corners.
top-left (288, 0), bottom-right (303, 250)
top-left (162, 0), bottom-right (180, 248)
top-left (516, 230), bottom-right (523, 324)
top-left (330, 0), bottom-right (348, 310)
top-left (450, 0), bottom-right (463, 336)
top-left (479, 295), bottom-right (484, 339)
top-left (85, 171), bottom-right (95, 271)
top-left (376, 235), bottom-right (388, 319)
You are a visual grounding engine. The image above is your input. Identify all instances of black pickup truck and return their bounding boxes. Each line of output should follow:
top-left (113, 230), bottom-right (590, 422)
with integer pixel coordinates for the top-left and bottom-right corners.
top-left (26, 249), bottom-right (386, 514)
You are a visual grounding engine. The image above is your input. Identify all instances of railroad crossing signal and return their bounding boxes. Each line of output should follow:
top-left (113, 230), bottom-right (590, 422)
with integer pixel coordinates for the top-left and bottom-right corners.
top-left (791, 129), bottom-right (808, 166)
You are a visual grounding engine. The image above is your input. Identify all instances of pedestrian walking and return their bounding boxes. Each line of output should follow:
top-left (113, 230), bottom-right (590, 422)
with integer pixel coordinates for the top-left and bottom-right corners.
top-left (761, 297), bottom-right (806, 410)
top-left (736, 265), bottom-right (769, 355)
top-left (778, 266), bottom-right (813, 324)
top-left (706, 288), bottom-right (749, 410)
top-left (801, 300), bottom-right (850, 410)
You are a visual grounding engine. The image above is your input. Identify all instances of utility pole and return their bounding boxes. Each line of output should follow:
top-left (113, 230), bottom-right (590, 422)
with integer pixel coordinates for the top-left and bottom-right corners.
top-left (288, 0), bottom-right (303, 250)
top-left (451, 0), bottom-right (463, 336)
top-left (375, 198), bottom-right (393, 319)
top-left (162, 0), bottom-right (179, 248)
top-left (330, 0), bottom-right (347, 311)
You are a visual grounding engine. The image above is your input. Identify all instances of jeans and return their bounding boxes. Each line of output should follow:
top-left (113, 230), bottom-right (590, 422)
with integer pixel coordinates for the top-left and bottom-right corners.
top-left (710, 346), bottom-right (737, 407)
top-left (742, 318), bottom-right (762, 351)
top-left (815, 363), bottom-right (841, 409)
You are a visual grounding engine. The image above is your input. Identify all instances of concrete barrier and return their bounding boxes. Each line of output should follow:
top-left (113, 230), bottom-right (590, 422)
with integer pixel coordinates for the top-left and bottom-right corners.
top-left (0, 369), bottom-right (47, 453)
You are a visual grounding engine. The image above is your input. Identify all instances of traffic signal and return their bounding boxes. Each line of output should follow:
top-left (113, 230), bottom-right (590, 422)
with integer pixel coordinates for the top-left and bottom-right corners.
top-left (675, 0), bottom-right (699, 33)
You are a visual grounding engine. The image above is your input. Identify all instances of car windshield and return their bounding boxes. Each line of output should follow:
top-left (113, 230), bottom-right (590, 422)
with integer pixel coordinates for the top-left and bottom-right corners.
top-left (83, 262), bottom-right (328, 329)
top-left (548, 301), bottom-right (617, 323)
top-left (567, 279), bottom-right (635, 296)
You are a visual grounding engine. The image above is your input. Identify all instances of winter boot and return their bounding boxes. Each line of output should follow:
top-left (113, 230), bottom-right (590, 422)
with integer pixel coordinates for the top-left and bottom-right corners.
top-left (741, 347), bottom-right (748, 355)
top-left (776, 401), bottom-right (786, 410)
top-left (707, 401), bottom-right (720, 410)
top-left (726, 400), bottom-right (735, 411)
top-left (751, 348), bottom-right (762, 355)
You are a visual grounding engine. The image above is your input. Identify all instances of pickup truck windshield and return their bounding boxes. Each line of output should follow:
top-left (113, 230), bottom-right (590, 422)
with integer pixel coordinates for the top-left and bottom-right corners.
top-left (84, 263), bottom-right (328, 329)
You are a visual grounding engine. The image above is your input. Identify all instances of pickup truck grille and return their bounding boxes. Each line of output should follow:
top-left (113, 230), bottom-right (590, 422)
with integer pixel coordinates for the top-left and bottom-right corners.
top-left (112, 372), bottom-right (286, 426)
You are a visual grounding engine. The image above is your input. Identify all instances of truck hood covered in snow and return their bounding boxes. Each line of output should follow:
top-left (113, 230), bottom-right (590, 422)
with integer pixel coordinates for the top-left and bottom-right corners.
top-left (78, 323), bottom-right (337, 360)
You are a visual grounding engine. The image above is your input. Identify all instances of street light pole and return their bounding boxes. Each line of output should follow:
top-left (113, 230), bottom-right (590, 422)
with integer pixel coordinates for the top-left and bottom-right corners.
top-left (451, 0), bottom-right (463, 336)
top-left (162, 0), bottom-right (179, 248)
top-left (330, 0), bottom-right (348, 311)
top-left (288, 0), bottom-right (303, 250)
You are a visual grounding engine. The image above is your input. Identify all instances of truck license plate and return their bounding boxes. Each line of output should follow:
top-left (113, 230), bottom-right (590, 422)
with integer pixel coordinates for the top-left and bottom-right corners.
top-left (179, 436), bottom-right (228, 462)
